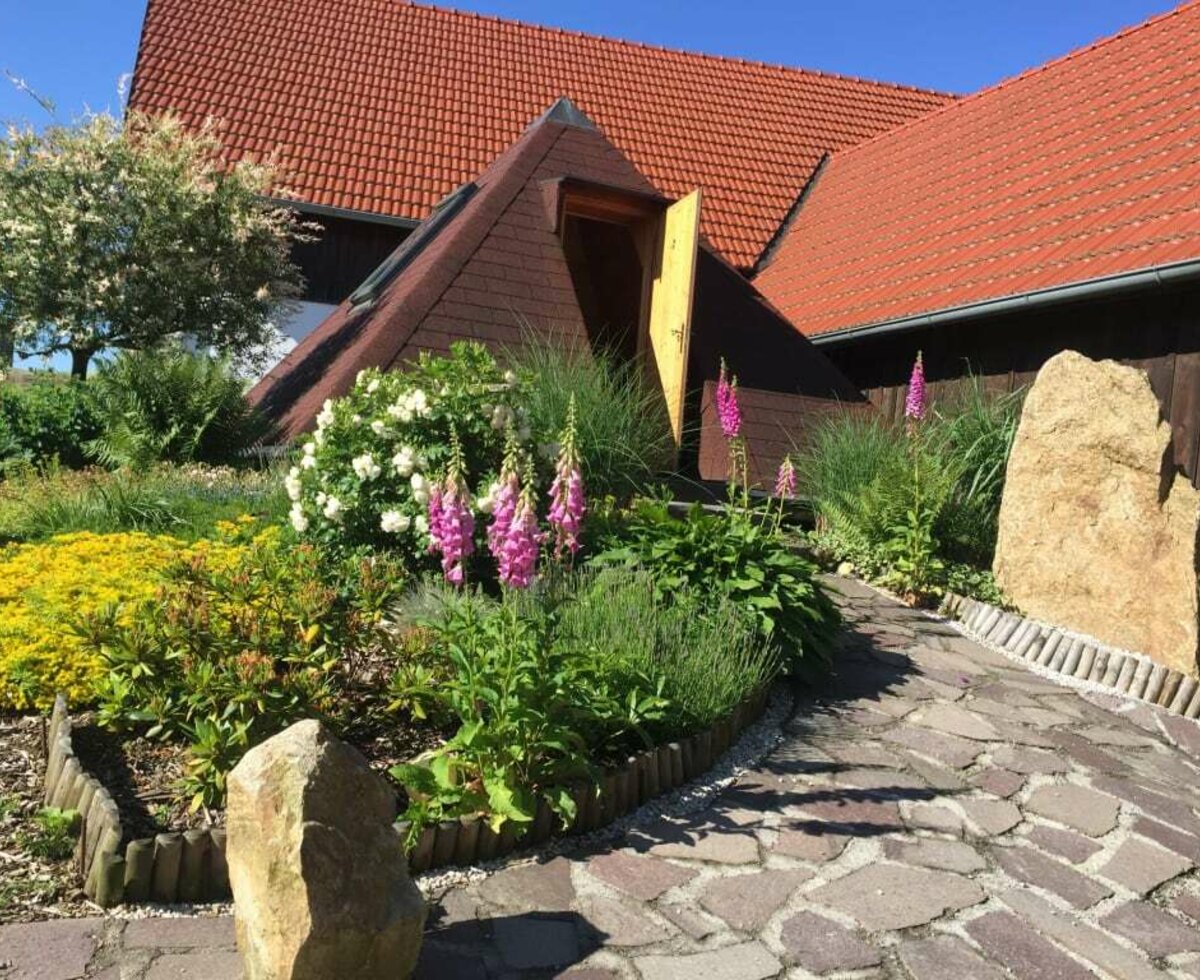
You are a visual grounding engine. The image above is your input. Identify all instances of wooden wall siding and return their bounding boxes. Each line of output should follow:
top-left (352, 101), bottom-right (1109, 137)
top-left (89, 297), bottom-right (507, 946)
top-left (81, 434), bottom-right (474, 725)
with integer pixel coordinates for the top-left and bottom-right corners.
top-left (820, 282), bottom-right (1200, 485)
top-left (291, 215), bottom-right (410, 304)
top-left (697, 381), bottom-right (870, 486)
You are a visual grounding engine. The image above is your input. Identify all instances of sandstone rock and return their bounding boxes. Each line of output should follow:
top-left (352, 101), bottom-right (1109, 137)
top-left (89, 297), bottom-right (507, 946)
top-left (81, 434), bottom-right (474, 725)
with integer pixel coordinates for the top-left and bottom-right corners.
top-left (994, 350), bottom-right (1200, 675)
top-left (227, 720), bottom-right (426, 980)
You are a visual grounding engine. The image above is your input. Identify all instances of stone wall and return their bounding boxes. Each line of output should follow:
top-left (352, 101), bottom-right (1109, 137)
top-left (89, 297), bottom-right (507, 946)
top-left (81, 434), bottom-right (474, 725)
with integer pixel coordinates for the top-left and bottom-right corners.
top-left (993, 350), bottom-right (1200, 676)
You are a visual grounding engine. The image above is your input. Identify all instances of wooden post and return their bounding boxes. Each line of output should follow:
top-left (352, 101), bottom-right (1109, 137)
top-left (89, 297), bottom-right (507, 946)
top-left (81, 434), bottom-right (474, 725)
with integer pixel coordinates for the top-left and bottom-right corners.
top-left (178, 830), bottom-right (210, 903)
top-left (455, 816), bottom-right (483, 865)
top-left (207, 828), bottom-right (230, 900)
top-left (151, 833), bottom-right (184, 904)
top-left (123, 838), bottom-right (155, 902)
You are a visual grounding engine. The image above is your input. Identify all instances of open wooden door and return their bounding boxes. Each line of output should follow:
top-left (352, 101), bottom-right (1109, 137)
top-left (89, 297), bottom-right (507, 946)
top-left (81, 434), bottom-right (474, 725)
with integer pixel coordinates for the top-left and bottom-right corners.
top-left (646, 189), bottom-right (702, 448)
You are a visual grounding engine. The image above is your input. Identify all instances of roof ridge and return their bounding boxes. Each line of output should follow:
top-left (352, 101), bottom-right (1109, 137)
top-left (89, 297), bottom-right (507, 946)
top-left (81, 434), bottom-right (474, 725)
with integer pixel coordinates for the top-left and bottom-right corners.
top-left (400, 0), bottom-right (958, 100)
top-left (817, 0), bottom-right (1198, 165)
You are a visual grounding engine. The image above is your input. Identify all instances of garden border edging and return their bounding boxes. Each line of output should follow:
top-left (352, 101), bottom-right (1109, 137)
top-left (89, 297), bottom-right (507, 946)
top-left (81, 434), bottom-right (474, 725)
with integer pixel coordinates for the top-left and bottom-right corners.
top-left (42, 686), bottom-right (770, 906)
top-left (940, 593), bottom-right (1200, 716)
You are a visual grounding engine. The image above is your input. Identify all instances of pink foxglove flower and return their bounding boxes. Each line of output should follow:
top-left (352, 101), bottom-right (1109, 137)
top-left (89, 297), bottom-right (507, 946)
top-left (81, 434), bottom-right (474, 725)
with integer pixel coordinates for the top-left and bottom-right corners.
top-left (427, 427), bottom-right (475, 584)
top-left (547, 394), bottom-right (586, 558)
top-left (775, 455), bottom-right (796, 498)
top-left (499, 485), bottom-right (543, 588)
top-left (716, 359), bottom-right (742, 439)
top-left (905, 351), bottom-right (927, 422)
top-left (487, 427), bottom-right (522, 562)
top-left (426, 484), bottom-right (444, 555)
top-left (436, 484), bottom-right (475, 584)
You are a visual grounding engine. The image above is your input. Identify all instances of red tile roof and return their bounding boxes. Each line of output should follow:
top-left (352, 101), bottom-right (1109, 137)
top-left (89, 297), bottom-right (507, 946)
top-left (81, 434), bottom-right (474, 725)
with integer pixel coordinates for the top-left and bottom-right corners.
top-left (756, 2), bottom-right (1200, 336)
top-left (129, 0), bottom-right (951, 270)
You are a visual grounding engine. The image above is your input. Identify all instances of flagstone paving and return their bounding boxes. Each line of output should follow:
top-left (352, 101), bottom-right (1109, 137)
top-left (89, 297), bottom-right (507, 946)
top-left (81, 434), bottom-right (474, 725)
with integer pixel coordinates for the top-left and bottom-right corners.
top-left (8, 577), bottom-right (1200, 977)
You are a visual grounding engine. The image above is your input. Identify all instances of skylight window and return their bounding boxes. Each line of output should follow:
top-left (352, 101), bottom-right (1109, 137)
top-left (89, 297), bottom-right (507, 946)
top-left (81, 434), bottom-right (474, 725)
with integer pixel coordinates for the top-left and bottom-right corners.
top-left (348, 182), bottom-right (478, 308)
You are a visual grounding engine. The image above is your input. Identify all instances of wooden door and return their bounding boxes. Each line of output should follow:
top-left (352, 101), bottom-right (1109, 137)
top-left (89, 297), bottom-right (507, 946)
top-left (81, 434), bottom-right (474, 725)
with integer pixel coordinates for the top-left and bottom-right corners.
top-left (646, 189), bottom-right (701, 446)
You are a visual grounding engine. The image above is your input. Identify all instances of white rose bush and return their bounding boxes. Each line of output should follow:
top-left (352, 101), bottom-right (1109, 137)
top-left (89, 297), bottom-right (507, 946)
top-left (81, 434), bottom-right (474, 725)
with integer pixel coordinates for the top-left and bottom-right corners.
top-left (285, 342), bottom-right (583, 580)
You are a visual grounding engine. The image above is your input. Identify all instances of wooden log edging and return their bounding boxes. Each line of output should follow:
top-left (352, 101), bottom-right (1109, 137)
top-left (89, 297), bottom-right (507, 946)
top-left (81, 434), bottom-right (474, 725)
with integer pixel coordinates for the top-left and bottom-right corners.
top-left (940, 594), bottom-right (1200, 717)
top-left (400, 685), bottom-right (773, 875)
top-left (40, 696), bottom-right (232, 908)
top-left (42, 685), bottom-right (771, 902)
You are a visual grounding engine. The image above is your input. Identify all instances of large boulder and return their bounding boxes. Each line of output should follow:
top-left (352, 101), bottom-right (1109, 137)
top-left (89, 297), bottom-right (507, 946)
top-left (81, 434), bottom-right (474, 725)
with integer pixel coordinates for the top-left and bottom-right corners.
top-left (227, 720), bottom-right (426, 979)
top-left (994, 350), bottom-right (1200, 675)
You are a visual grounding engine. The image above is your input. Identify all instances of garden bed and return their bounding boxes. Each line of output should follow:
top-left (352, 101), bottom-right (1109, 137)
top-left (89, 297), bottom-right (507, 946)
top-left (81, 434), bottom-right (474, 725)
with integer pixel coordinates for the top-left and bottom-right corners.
top-left (42, 686), bottom-right (769, 907)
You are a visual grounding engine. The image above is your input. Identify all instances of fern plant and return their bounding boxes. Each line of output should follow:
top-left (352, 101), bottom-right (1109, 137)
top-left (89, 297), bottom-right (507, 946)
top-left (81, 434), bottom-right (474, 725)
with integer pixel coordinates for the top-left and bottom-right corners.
top-left (86, 348), bottom-right (271, 469)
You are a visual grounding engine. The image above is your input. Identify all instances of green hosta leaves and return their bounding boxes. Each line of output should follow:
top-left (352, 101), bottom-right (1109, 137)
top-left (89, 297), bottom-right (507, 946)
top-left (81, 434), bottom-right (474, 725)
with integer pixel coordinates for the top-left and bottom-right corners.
top-left (592, 499), bottom-right (840, 674)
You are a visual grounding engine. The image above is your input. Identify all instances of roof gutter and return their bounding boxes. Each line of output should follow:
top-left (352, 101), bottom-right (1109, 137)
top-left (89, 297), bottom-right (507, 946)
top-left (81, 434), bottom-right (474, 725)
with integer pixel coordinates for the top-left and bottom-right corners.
top-left (810, 258), bottom-right (1200, 346)
top-left (261, 196), bottom-right (421, 230)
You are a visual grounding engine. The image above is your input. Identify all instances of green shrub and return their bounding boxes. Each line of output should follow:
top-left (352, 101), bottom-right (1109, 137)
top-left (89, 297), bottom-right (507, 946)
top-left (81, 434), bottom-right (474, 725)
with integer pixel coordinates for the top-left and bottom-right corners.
top-left (798, 377), bottom-right (1023, 598)
top-left (390, 585), bottom-right (668, 835)
top-left (287, 342), bottom-right (533, 559)
top-left (554, 570), bottom-right (778, 733)
top-left (0, 376), bottom-right (101, 471)
top-left (80, 531), bottom-right (409, 809)
top-left (505, 333), bottom-right (674, 500)
top-left (592, 499), bottom-right (841, 676)
top-left (86, 348), bottom-right (271, 469)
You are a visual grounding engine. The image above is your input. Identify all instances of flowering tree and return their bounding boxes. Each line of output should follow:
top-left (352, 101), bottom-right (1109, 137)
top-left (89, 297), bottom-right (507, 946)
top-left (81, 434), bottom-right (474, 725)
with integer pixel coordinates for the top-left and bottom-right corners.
top-left (0, 112), bottom-right (310, 376)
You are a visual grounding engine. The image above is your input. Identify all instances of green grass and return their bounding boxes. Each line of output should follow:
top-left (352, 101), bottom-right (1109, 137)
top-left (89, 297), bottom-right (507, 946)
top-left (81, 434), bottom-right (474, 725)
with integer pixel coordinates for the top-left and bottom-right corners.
top-left (796, 374), bottom-right (1024, 588)
top-left (505, 330), bottom-right (675, 501)
top-left (552, 569), bottom-right (779, 733)
top-left (0, 462), bottom-right (288, 544)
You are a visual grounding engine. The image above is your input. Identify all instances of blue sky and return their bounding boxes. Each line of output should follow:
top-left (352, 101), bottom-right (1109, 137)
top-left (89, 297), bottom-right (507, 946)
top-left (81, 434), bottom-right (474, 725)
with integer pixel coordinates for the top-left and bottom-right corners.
top-left (0, 0), bottom-right (1180, 129)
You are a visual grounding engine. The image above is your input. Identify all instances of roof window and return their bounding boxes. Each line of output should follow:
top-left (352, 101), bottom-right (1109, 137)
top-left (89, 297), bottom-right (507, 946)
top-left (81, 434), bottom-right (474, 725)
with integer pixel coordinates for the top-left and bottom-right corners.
top-left (348, 181), bottom-right (478, 308)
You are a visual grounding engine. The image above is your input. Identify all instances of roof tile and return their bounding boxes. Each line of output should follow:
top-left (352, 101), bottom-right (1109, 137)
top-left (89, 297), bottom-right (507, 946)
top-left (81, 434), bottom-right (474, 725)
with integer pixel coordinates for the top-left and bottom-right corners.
top-left (757, 2), bottom-right (1200, 333)
top-left (129, 0), bottom-right (950, 269)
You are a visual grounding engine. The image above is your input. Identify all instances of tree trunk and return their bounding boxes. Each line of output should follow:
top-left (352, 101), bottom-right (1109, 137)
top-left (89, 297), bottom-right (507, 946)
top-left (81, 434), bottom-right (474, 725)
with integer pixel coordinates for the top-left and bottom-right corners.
top-left (70, 348), bottom-right (92, 379)
top-left (0, 329), bottom-right (12, 372)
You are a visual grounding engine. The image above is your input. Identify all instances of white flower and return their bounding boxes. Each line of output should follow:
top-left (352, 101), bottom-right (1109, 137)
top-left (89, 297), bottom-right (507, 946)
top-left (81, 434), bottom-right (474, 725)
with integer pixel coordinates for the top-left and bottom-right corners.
top-left (392, 447), bottom-right (415, 477)
top-left (518, 425), bottom-right (531, 442)
top-left (303, 441), bottom-right (316, 456)
top-left (352, 414), bottom-right (363, 425)
top-left (477, 495), bottom-right (495, 514)
top-left (414, 514), bottom-right (429, 535)
top-left (289, 503), bottom-right (309, 533)
top-left (367, 379), bottom-right (380, 394)
top-left (503, 370), bottom-right (518, 386)
top-left (315, 399), bottom-right (335, 430)
top-left (352, 453), bottom-right (382, 481)
top-left (284, 467), bottom-right (303, 501)
top-left (313, 430), bottom-right (326, 447)
top-left (370, 419), bottom-right (388, 437)
top-left (380, 510), bottom-right (411, 534)
top-left (322, 496), bottom-right (344, 522)
top-left (300, 454), bottom-right (317, 470)
top-left (316, 491), bottom-right (327, 505)
top-left (356, 370), bottom-right (367, 386)
top-left (388, 401), bottom-right (414, 423)
top-left (411, 472), bottom-right (429, 505)
top-left (490, 404), bottom-right (513, 431)
top-left (410, 388), bottom-right (429, 416)
top-left (539, 441), bottom-right (561, 461)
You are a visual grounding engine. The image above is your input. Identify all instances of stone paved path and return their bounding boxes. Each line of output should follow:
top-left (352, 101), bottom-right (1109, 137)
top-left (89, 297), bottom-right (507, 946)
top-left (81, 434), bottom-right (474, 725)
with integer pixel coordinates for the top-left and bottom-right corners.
top-left (8, 577), bottom-right (1200, 978)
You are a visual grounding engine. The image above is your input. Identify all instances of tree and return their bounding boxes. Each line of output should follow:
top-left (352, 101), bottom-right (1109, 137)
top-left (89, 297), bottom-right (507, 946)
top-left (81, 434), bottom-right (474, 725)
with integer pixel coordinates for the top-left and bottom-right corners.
top-left (0, 112), bottom-right (312, 377)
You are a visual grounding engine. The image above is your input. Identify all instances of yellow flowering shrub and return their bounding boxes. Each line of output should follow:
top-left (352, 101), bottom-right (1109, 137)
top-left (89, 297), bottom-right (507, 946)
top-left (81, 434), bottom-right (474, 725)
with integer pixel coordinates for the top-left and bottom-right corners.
top-left (0, 530), bottom-right (248, 711)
